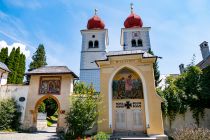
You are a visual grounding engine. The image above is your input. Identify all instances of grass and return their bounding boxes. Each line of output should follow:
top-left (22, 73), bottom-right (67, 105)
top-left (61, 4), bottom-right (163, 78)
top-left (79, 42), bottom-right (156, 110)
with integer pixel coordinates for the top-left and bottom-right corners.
top-left (47, 113), bottom-right (58, 127)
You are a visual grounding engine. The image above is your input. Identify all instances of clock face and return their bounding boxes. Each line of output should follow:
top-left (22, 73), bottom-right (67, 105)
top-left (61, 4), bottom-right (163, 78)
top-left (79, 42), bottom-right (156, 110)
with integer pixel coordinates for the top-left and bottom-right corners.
top-left (132, 31), bottom-right (140, 38)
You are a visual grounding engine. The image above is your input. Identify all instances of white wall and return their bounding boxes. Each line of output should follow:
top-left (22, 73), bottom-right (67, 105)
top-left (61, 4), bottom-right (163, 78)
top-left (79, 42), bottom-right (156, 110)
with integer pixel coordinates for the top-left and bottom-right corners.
top-left (0, 70), bottom-right (9, 86)
top-left (164, 109), bottom-right (210, 133)
top-left (0, 85), bottom-right (29, 123)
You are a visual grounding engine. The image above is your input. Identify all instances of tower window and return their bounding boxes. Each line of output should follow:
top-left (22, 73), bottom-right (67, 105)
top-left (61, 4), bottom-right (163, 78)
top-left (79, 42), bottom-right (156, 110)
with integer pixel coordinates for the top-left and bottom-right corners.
top-left (92, 35), bottom-right (95, 38)
top-left (137, 39), bottom-right (143, 47)
top-left (94, 40), bottom-right (99, 48)
top-left (131, 39), bottom-right (137, 47)
top-left (88, 41), bottom-right (93, 48)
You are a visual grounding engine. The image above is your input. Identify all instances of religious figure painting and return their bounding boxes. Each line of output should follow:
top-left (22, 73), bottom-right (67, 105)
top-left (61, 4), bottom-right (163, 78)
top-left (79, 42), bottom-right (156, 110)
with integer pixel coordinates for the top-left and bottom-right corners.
top-left (112, 68), bottom-right (143, 99)
top-left (39, 77), bottom-right (61, 94)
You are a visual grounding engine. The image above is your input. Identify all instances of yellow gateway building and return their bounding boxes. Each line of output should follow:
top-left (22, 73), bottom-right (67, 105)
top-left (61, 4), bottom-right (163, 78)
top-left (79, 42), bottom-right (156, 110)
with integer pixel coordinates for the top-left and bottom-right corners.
top-left (79, 5), bottom-right (167, 139)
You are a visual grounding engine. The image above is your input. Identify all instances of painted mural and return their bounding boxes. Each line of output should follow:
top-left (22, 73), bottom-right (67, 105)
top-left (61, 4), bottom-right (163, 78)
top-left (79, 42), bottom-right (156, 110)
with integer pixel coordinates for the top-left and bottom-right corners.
top-left (112, 68), bottom-right (143, 99)
top-left (39, 77), bottom-right (61, 94)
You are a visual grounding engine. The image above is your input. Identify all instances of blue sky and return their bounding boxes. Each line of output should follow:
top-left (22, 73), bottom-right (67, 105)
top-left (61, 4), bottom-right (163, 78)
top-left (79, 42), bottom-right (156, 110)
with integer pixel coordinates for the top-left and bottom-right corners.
top-left (0, 0), bottom-right (210, 76)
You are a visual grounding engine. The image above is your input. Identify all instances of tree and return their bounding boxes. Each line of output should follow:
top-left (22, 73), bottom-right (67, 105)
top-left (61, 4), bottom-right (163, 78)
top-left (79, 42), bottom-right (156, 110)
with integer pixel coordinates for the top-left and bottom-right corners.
top-left (176, 66), bottom-right (203, 126)
top-left (0, 98), bottom-right (21, 130)
top-left (148, 48), bottom-right (160, 87)
top-left (159, 76), bottom-right (186, 127)
top-left (26, 44), bottom-right (47, 84)
top-left (29, 44), bottom-right (47, 71)
top-left (66, 82), bottom-right (100, 139)
top-left (0, 48), bottom-right (8, 63)
top-left (5, 47), bottom-right (26, 84)
top-left (201, 66), bottom-right (210, 108)
top-left (16, 54), bottom-right (26, 84)
top-left (6, 48), bottom-right (16, 83)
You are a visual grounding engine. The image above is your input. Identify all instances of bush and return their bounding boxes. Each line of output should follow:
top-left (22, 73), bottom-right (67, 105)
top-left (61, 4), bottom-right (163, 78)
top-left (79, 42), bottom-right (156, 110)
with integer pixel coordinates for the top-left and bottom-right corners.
top-left (65, 82), bottom-right (100, 139)
top-left (0, 98), bottom-right (21, 131)
top-left (171, 125), bottom-right (210, 140)
top-left (92, 131), bottom-right (109, 140)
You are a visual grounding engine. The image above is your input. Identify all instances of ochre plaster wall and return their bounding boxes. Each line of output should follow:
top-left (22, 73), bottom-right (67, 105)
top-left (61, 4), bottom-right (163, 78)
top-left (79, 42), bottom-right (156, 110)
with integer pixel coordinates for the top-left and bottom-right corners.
top-left (23, 74), bottom-right (73, 132)
top-left (97, 55), bottom-right (164, 135)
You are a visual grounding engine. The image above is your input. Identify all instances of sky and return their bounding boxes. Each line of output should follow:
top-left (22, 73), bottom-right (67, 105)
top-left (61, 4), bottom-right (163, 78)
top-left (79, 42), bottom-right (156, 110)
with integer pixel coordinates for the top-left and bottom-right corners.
top-left (0, 0), bottom-right (210, 76)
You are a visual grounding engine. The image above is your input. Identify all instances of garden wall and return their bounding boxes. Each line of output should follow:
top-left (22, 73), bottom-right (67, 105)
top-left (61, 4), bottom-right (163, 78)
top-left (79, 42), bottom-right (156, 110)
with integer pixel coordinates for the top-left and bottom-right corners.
top-left (0, 84), bottom-right (29, 123)
top-left (163, 108), bottom-right (210, 133)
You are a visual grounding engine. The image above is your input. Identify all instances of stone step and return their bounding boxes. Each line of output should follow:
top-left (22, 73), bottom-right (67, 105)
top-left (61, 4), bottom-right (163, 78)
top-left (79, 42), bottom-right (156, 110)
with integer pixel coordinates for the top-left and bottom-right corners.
top-left (110, 131), bottom-right (155, 140)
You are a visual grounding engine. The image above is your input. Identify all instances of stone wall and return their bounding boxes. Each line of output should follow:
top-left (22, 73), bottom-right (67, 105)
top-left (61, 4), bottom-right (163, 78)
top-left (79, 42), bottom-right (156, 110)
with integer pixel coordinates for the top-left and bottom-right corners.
top-left (163, 109), bottom-right (210, 133)
top-left (0, 84), bottom-right (29, 123)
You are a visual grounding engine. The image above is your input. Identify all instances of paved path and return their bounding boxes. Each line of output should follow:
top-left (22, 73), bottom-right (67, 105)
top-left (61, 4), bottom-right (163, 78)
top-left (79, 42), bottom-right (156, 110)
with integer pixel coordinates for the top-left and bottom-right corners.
top-left (0, 124), bottom-right (60, 140)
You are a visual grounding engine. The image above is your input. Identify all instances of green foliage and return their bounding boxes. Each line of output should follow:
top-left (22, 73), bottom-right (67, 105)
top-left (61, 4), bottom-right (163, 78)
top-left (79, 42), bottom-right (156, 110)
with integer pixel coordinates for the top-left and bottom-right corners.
top-left (201, 66), bottom-right (210, 108)
top-left (171, 125), bottom-right (210, 140)
top-left (3, 47), bottom-right (26, 84)
top-left (44, 98), bottom-right (58, 117)
top-left (161, 65), bottom-right (210, 126)
top-left (7, 48), bottom-right (16, 83)
top-left (29, 44), bottom-right (47, 71)
top-left (159, 76), bottom-right (187, 126)
top-left (16, 54), bottom-right (26, 84)
top-left (0, 98), bottom-right (21, 131)
top-left (66, 82), bottom-right (100, 139)
top-left (37, 98), bottom-right (58, 117)
top-left (74, 81), bottom-right (95, 95)
top-left (176, 66), bottom-right (204, 126)
top-left (0, 47), bottom-right (8, 63)
top-left (27, 44), bottom-right (47, 84)
top-left (38, 102), bottom-right (46, 113)
top-left (92, 131), bottom-right (110, 140)
top-left (147, 48), bottom-right (160, 87)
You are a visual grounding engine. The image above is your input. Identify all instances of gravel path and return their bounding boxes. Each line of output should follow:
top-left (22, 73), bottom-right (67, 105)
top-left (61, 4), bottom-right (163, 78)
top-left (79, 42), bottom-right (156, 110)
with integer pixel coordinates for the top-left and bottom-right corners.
top-left (0, 124), bottom-right (60, 140)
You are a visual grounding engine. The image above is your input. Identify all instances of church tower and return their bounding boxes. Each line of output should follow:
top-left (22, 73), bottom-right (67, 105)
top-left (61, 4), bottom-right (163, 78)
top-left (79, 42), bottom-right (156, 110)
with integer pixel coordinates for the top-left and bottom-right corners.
top-left (80, 10), bottom-right (108, 92)
top-left (121, 4), bottom-right (151, 51)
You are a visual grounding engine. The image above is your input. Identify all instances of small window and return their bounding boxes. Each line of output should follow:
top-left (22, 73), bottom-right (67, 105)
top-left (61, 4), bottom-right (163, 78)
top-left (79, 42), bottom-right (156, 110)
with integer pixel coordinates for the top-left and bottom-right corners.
top-left (137, 39), bottom-right (143, 47)
top-left (92, 35), bottom-right (95, 38)
top-left (131, 39), bottom-right (136, 47)
top-left (94, 40), bottom-right (99, 48)
top-left (89, 41), bottom-right (93, 48)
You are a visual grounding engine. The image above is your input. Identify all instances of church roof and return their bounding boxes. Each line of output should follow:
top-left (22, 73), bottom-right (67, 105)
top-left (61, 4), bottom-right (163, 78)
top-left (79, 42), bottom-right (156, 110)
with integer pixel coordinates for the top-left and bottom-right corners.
top-left (25, 66), bottom-right (78, 78)
top-left (0, 61), bottom-right (11, 72)
top-left (96, 50), bottom-right (157, 62)
top-left (197, 55), bottom-right (210, 69)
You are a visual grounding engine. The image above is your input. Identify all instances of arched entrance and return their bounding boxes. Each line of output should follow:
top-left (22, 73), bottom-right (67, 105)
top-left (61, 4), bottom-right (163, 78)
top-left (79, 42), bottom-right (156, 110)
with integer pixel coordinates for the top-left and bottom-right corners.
top-left (112, 67), bottom-right (146, 132)
top-left (34, 95), bottom-right (61, 132)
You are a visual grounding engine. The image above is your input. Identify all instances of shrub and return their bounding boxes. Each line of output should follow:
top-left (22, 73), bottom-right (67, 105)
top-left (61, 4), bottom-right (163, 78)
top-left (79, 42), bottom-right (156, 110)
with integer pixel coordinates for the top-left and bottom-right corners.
top-left (65, 82), bottom-right (101, 139)
top-left (171, 125), bottom-right (210, 140)
top-left (66, 95), bottom-right (100, 139)
top-left (0, 98), bottom-right (21, 131)
top-left (93, 131), bottom-right (109, 140)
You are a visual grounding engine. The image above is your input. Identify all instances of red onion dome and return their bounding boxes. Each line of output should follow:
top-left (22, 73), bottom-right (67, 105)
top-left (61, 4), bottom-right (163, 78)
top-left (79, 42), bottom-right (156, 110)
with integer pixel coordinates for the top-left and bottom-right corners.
top-left (124, 13), bottom-right (143, 28)
top-left (87, 15), bottom-right (105, 29)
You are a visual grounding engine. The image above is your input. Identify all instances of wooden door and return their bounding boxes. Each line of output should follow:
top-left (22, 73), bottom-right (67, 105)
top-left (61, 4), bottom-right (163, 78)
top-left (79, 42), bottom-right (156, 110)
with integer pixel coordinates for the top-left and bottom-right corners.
top-left (115, 110), bottom-right (126, 130)
top-left (132, 109), bottom-right (143, 130)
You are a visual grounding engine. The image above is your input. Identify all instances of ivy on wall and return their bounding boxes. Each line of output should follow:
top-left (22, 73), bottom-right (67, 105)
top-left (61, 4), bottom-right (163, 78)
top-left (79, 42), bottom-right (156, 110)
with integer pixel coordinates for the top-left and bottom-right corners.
top-left (158, 66), bottom-right (210, 127)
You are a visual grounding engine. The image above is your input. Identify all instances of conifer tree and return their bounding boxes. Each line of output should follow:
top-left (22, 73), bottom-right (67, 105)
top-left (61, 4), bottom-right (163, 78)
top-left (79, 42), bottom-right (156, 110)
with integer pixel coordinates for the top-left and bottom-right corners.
top-left (148, 48), bottom-right (160, 87)
top-left (29, 44), bottom-right (47, 71)
top-left (26, 44), bottom-right (47, 84)
top-left (6, 47), bottom-right (26, 84)
top-left (16, 54), bottom-right (26, 84)
top-left (0, 48), bottom-right (8, 63)
top-left (7, 48), bottom-right (16, 83)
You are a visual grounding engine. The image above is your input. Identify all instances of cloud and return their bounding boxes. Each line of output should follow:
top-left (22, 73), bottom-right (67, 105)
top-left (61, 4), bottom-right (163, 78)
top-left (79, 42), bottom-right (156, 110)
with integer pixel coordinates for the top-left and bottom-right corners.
top-left (0, 40), bottom-right (30, 59)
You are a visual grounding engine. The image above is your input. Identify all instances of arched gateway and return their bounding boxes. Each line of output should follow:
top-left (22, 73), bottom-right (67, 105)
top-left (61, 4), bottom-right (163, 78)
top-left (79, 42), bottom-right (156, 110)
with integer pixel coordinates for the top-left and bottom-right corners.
top-left (96, 50), bottom-right (164, 136)
top-left (23, 66), bottom-right (78, 132)
top-left (112, 68), bottom-right (146, 132)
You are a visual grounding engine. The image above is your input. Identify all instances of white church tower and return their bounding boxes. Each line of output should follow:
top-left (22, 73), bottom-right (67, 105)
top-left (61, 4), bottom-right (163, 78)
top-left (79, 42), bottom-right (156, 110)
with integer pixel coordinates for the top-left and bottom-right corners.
top-left (80, 10), bottom-right (108, 92)
top-left (121, 3), bottom-right (151, 51)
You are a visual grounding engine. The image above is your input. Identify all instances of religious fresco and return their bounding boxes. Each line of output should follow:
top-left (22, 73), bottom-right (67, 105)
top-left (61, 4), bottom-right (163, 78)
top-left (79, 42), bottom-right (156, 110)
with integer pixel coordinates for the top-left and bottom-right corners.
top-left (39, 77), bottom-right (61, 94)
top-left (112, 68), bottom-right (143, 99)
